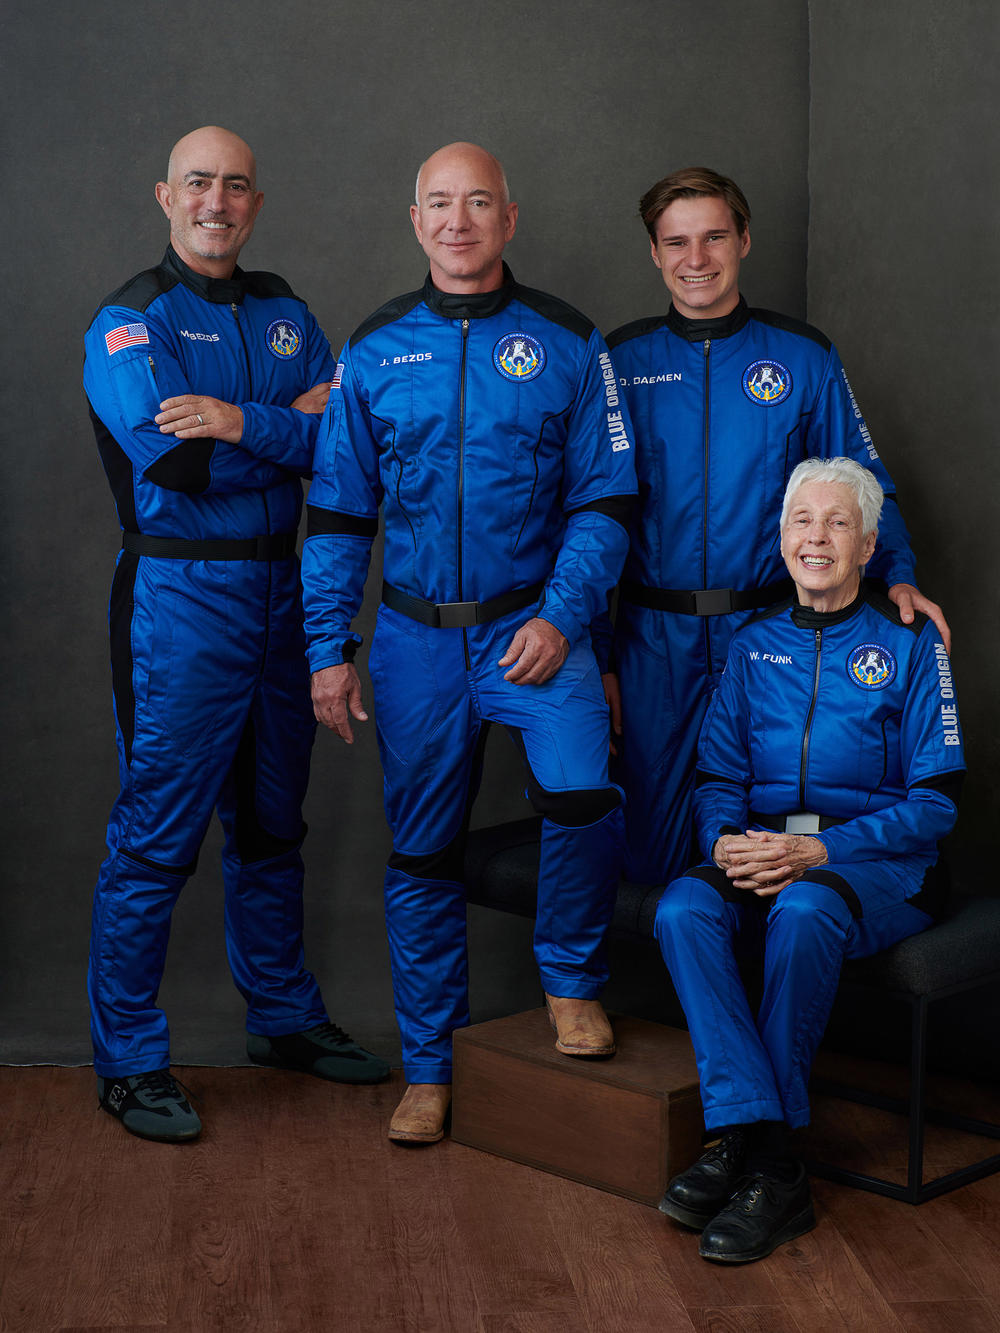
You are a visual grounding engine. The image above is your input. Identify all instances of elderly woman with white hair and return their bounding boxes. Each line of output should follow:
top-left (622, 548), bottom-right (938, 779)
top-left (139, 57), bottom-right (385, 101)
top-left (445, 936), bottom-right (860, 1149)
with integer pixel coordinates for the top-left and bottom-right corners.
top-left (655, 457), bottom-right (965, 1264)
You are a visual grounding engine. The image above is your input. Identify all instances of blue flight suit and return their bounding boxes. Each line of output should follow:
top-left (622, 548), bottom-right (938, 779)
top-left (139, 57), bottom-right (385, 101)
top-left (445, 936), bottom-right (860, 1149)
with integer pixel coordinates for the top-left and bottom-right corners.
top-left (84, 245), bottom-right (336, 1076)
top-left (302, 269), bottom-right (637, 1082)
top-left (604, 300), bottom-right (919, 884)
top-left (654, 586), bottom-right (964, 1129)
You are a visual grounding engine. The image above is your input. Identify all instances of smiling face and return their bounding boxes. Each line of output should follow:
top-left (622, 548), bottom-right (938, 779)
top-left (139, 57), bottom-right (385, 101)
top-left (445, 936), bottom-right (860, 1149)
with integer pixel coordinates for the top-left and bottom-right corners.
top-left (780, 480), bottom-right (878, 612)
top-left (154, 126), bottom-right (263, 278)
top-left (410, 142), bottom-right (517, 293)
top-left (649, 193), bottom-right (750, 320)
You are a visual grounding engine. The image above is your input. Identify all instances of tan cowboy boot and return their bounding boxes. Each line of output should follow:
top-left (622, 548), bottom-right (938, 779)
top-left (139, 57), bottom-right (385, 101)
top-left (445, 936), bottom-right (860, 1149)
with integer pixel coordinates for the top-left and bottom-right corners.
top-left (544, 993), bottom-right (616, 1057)
top-left (387, 1082), bottom-right (452, 1143)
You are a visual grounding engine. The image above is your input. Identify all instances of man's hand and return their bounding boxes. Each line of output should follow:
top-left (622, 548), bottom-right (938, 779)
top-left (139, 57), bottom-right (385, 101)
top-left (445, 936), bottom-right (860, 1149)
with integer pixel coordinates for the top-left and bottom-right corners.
top-left (291, 381), bottom-right (335, 415)
top-left (311, 663), bottom-right (368, 742)
top-left (156, 394), bottom-right (244, 443)
top-left (499, 617), bottom-right (569, 685)
top-left (713, 829), bottom-right (828, 897)
top-left (602, 671), bottom-right (622, 755)
top-left (888, 582), bottom-right (951, 654)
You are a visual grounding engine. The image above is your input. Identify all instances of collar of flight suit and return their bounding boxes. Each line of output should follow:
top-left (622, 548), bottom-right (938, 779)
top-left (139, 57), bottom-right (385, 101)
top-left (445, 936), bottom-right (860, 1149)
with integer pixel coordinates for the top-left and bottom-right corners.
top-left (665, 295), bottom-right (751, 342)
top-left (422, 262), bottom-right (517, 320)
top-left (162, 244), bottom-right (248, 305)
top-left (790, 583), bottom-right (867, 630)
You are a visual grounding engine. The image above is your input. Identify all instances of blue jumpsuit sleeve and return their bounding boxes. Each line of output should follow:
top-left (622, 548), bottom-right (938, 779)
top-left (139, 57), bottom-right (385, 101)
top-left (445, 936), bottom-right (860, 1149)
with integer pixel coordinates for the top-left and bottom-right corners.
top-left (301, 348), bottom-right (382, 672)
top-left (692, 645), bottom-right (754, 854)
top-left (538, 329), bottom-right (637, 646)
top-left (85, 303), bottom-right (292, 494)
top-left (805, 345), bottom-right (917, 588)
top-left (816, 625), bottom-right (964, 862)
top-left (239, 307), bottom-right (337, 474)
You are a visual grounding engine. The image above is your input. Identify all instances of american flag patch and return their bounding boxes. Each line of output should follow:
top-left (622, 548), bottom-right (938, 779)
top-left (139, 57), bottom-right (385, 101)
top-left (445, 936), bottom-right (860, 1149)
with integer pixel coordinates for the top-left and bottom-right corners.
top-left (105, 323), bottom-right (150, 355)
top-left (331, 362), bottom-right (345, 389)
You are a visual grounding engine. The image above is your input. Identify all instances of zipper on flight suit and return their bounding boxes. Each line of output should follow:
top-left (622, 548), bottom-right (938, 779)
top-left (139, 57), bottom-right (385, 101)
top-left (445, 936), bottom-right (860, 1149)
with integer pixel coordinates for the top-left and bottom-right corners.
top-left (702, 338), bottom-right (714, 676)
top-left (458, 318), bottom-right (471, 670)
top-left (799, 627), bottom-right (824, 807)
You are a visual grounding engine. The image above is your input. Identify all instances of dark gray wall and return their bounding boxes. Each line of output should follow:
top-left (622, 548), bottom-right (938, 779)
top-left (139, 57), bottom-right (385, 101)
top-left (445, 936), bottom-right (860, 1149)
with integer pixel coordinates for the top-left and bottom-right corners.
top-left (807, 0), bottom-right (999, 880)
top-left (9, 0), bottom-right (988, 1067)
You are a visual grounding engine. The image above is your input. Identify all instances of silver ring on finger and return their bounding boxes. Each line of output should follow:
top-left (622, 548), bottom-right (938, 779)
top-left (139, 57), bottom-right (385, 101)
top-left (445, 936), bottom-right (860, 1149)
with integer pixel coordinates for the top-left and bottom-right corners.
top-left (196, 413), bottom-right (204, 426)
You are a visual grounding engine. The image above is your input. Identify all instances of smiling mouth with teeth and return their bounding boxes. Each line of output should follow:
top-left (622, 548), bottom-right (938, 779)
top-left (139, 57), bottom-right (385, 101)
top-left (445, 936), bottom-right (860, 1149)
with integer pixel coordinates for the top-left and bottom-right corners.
top-left (681, 274), bottom-right (717, 283)
top-left (802, 556), bottom-right (833, 566)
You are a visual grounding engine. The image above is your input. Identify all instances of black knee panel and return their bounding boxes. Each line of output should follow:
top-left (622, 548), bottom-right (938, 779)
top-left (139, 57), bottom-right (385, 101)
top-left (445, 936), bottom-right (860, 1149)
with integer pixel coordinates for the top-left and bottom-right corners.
top-left (527, 781), bottom-right (622, 828)
top-left (235, 820), bottom-right (306, 866)
top-left (389, 833), bottom-right (467, 884)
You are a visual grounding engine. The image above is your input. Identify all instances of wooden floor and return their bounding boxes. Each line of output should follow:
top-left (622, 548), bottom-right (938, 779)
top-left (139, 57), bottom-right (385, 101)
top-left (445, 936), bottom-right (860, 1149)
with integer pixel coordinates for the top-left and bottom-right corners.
top-left (3, 1065), bottom-right (1000, 1332)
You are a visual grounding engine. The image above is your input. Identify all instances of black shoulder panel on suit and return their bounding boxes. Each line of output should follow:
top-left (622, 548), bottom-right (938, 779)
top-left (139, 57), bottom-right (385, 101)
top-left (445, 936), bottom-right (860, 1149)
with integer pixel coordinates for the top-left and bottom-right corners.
top-left (350, 290), bottom-right (426, 347)
top-left (606, 315), bottom-right (670, 350)
top-left (243, 270), bottom-right (297, 300)
top-left (749, 308), bottom-right (833, 353)
top-left (511, 284), bottom-right (594, 341)
top-left (863, 584), bottom-right (928, 637)
top-left (93, 266), bottom-right (178, 320)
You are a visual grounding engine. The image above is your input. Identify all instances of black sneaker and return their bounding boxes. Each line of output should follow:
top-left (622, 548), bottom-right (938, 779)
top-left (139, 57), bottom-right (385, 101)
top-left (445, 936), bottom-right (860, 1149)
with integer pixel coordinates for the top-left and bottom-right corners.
top-left (247, 1021), bottom-right (390, 1084)
top-left (659, 1131), bottom-right (746, 1230)
top-left (97, 1070), bottom-right (201, 1143)
top-left (698, 1162), bottom-right (815, 1263)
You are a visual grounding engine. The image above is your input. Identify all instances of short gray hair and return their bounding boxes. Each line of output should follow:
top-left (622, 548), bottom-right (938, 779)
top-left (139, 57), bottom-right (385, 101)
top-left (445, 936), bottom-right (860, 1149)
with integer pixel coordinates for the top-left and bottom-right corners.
top-left (781, 457), bottom-right (883, 535)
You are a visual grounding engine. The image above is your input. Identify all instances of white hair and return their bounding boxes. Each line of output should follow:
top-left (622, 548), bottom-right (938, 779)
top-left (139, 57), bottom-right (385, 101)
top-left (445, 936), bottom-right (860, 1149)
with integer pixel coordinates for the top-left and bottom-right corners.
top-left (781, 456), bottom-right (883, 534)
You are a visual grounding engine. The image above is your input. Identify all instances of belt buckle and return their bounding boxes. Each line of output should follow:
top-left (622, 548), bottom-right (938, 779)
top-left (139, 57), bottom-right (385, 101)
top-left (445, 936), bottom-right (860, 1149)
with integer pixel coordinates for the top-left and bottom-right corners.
top-left (694, 588), bottom-right (736, 616)
top-left (436, 601), bottom-right (479, 629)
top-left (784, 813), bottom-right (821, 835)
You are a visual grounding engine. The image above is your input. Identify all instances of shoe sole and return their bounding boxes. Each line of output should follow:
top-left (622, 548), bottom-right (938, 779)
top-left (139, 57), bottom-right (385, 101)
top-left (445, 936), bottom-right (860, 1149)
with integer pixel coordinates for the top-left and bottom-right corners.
top-left (698, 1204), bottom-right (817, 1264)
top-left (99, 1104), bottom-right (201, 1144)
top-left (387, 1127), bottom-right (446, 1145)
top-left (554, 1040), bottom-right (616, 1058)
top-left (247, 1050), bottom-right (390, 1084)
top-left (658, 1195), bottom-right (714, 1231)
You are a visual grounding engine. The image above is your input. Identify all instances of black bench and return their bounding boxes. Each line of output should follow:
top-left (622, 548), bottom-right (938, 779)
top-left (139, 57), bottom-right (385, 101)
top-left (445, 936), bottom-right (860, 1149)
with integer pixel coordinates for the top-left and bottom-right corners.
top-left (464, 817), bottom-right (1000, 1203)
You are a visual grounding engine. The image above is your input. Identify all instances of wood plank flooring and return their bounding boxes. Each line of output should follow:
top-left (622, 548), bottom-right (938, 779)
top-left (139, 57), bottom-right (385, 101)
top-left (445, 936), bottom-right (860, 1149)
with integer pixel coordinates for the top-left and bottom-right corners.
top-left (2, 1066), bottom-right (999, 1332)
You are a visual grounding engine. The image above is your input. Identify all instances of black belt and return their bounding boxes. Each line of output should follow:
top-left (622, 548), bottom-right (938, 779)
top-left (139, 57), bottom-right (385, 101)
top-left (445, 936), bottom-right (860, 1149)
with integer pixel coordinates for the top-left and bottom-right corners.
top-left (750, 811), bottom-right (847, 834)
top-left (122, 531), bottom-right (297, 561)
top-left (620, 577), bottom-right (792, 616)
top-left (381, 580), bottom-right (544, 629)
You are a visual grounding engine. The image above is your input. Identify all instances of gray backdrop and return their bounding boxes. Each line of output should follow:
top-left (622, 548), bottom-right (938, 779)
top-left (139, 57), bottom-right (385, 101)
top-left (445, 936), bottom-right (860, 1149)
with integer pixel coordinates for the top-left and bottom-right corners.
top-left (1, 0), bottom-right (994, 1066)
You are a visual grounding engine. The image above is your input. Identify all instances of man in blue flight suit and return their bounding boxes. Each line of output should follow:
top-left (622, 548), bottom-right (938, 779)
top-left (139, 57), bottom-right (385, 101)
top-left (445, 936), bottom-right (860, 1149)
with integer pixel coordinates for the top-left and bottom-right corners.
top-left (303, 142), bottom-right (637, 1144)
top-left (84, 126), bottom-right (388, 1143)
top-left (602, 167), bottom-right (950, 887)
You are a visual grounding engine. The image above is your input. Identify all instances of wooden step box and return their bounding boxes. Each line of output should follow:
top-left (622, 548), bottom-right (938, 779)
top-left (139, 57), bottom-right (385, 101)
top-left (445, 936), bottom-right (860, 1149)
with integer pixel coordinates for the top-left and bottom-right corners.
top-left (452, 1009), bottom-right (704, 1206)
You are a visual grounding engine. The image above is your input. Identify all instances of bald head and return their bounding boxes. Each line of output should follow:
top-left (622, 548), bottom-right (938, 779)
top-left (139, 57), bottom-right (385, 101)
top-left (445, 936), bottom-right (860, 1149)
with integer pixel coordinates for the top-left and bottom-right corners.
top-left (155, 126), bottom-right (263, 278)
top-left (166, 125), bottom-right (258, 190)
top-left (414, 142), bottom-right (509, 207)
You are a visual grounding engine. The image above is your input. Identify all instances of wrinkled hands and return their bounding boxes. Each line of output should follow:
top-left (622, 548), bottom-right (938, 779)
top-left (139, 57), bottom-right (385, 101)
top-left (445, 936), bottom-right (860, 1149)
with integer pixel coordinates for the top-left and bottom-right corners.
top-left (155, 381), bottom-right (334, 444)
top-left (311, 663), bottom-right (368, 743)
top-left (290, 381), bottom-right (334, 414)
top-left (156, 394), bottom-right (244, 443)
top-left (498, 617), bottom-right (568, 685)
top-left (712, 829), bottom-right (829, 897)
top-left (888, 583), bottom-right (951, 654)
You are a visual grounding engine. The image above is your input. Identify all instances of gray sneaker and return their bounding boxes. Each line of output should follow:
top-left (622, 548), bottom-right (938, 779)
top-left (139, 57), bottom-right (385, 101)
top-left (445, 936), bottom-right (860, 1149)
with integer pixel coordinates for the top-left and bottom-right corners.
top-left (98, 1070), bottom-right (201, 1142)
top-left (247, 1021), bottom-right (390, 1084)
